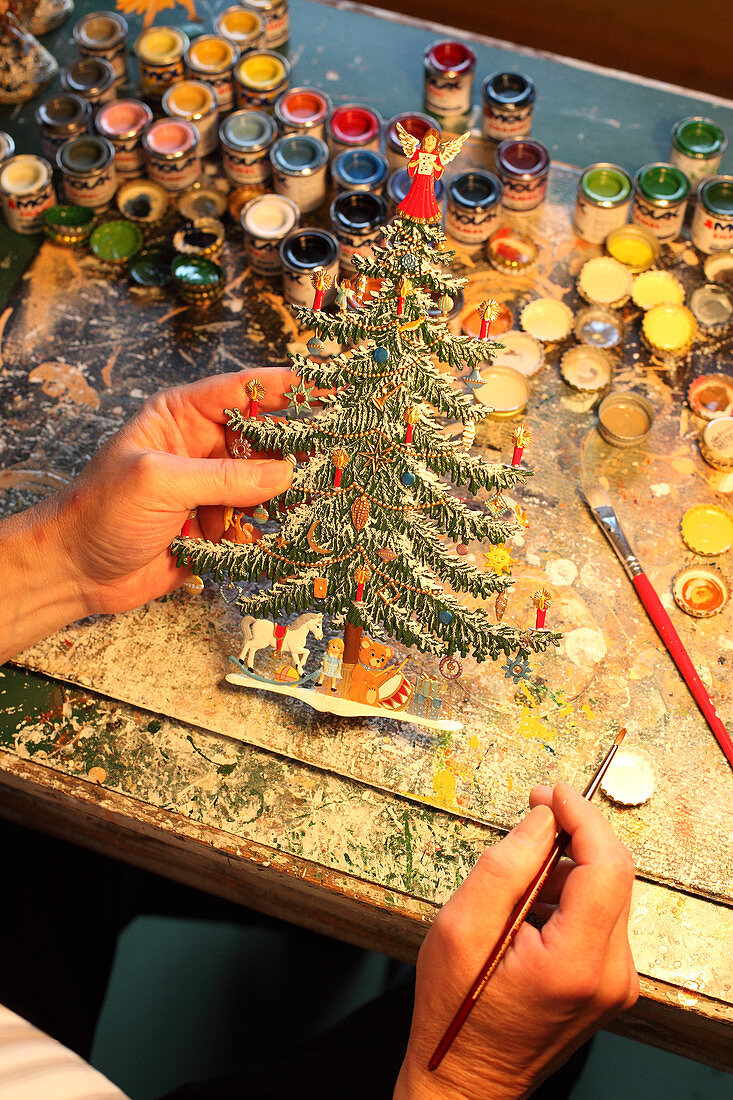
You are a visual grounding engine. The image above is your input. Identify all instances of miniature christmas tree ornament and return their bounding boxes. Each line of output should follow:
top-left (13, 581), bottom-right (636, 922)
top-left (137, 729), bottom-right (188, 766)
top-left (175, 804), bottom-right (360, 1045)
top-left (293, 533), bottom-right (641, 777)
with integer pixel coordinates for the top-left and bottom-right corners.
top-left (533, 587), bottom-right (552, 628)
top-left (311, 266), bottom-right (332, 310)
top-left (246, 377), bottom-right (266, 417)
top-left (511, 423), bottom-right (532, 466)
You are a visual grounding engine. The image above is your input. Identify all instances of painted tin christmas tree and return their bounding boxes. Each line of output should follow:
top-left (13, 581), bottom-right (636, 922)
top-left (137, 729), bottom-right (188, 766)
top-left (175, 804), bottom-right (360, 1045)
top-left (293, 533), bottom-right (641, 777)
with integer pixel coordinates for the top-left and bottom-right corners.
top-left (172, 123), bottom-right (559, 730)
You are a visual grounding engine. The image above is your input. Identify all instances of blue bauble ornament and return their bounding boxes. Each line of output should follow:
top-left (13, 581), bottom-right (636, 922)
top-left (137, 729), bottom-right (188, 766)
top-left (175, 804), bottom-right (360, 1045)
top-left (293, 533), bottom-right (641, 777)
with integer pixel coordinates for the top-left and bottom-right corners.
top-left (438, 610), bottom-right (453, 624)
top-left (372, 345), bottom-right (389, 363)
top-left (307, 335), bottom-right (324, 354)
top-left (400, 470), bottom-right (415, 486)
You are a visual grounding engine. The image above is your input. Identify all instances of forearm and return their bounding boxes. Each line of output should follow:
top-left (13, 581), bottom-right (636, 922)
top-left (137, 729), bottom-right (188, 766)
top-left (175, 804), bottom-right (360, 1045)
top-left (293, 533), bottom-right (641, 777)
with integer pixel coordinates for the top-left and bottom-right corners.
top-left (394, 1049), bottom-right (525, 1100)
top-left (0, 497), bottom-right (88, 664)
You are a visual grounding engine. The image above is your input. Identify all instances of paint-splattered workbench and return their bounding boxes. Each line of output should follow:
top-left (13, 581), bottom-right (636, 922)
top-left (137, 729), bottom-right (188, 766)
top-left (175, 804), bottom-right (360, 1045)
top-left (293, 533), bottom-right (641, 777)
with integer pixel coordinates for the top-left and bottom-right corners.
top-left (1, 0), bottom-right (732, 1071)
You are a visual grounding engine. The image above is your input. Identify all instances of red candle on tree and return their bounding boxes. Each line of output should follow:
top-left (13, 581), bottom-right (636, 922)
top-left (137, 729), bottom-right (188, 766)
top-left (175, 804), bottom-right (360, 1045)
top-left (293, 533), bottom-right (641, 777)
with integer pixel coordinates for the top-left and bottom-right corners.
top-left (332, 447), bottom-right (349, 487)
top-left (397, 275), bottom-right (412, 317)
top-left (511, 423), bottom-right (531, 467)
top-left (533, 587), bottom-right (552, 629)
top-left (478, 297), bottom-right (501, 339)
top-left (404, 405), bottom-right (420, 443)
top-left (311, 267), bottom-right (332, 310)
top-left (180, 508), bottom-right (197, 538)
top-left (354, 563), bottom-right (371, 601)
top-left (246, 378), bottom-right (266, 418)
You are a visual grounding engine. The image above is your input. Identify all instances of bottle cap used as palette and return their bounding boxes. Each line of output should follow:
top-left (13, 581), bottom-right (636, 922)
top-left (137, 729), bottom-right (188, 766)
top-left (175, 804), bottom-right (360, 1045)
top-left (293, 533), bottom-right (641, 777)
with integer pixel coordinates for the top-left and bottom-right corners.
top-left (89, 219), bottom-right (143, 264)
top-left (116, 178), bottom-right (169, 226)
top-left (703, 249), bottom-right (733, 287)
top-left (177, 185), bottom-right (227, 221)
top-left (597, 391), bottom-right (655, 448)
top-left (631, 269), bottom-right (684, 311)
top-left (129, 244), bottom-right (175, 288)
top-left (600, 746), bottom-right (658, 806)
top-left (641, 303), bottom-right (697, 357)
top-left (173, 216), bottom-right (225, 258)
top-left (520, 297), bottom-right (574, 342)
top-left (472, 365), bottom-right (530, 418)
top-left (485, 226), bottom-right (537, 272)
top-left (486, 330), bottom-right (544, 376)
top-left (577, 255), bottom-right (633, 308)
top-left (560, 346), bottom-right (613, 394)
top-left (687, 373), bottom-right (733, 421)
top-left (673, 563), bottom-right (730, 617)
top-left (41, 203), bottom-right (95, 246)
top-left (681, 503), bottom-right (733, 556)
top-left (574, 305), bottom-right (624, 349)
top-left (604, 223), bottom-right (659, 273)
top-left (700, 417), bottom-right (733, 471)
top-left (689, 283), bottom-right (733, 329)
top-left (171, 254), bottom-right (225, 305)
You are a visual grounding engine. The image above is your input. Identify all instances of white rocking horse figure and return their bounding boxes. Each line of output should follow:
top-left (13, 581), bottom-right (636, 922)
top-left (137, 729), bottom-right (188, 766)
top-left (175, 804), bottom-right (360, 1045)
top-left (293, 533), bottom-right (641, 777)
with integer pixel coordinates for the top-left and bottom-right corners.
top-left (239, 613), bottom-right (324, 676)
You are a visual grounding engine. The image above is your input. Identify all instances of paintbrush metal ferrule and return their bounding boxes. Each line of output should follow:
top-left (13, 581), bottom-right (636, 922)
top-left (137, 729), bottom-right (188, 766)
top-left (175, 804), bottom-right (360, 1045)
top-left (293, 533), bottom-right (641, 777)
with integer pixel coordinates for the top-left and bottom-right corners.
top-left (588, 503), bottom-right (643, 579)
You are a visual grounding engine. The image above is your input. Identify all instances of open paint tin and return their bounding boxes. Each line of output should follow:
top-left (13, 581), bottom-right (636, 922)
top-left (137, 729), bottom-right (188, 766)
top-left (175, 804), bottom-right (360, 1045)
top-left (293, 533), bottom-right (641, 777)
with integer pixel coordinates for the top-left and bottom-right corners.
top-left (280, 228), bottom-right (339, 307)
top-left (241, 192), bottom-right (299, 275)
top-left (597, 391), bottom-right (655, 448)
top-left (332, 149), bottom-right (389, 194)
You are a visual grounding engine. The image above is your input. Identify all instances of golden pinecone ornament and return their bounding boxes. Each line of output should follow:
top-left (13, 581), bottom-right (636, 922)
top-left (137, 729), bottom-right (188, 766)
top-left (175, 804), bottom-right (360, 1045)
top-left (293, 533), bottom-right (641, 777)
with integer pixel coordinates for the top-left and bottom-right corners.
top-left (351, 495), bottom-right (370, 530)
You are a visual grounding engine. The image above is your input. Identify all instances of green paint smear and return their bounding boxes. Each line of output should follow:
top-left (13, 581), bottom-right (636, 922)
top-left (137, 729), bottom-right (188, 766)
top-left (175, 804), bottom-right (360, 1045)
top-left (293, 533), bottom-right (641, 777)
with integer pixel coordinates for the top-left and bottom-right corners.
top-left (90, 220), bottom-right (143, 261)
top-left (42, 204), bottom-right (95, 229)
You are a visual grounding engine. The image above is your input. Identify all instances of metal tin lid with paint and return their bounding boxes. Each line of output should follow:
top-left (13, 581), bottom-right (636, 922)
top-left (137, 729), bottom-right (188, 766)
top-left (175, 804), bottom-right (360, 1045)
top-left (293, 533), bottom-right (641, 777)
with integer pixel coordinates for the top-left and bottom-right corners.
top-left (330, 190), bottom-right (387, 236)
top-left (578, 162), bottom-right (632, 207)
top-left (700, 416), bottom-right (733, 471)
top-left (673, 563), bottom-right (730, 617)
top-left (96, 99), bottom-right (152, 141)
top-left (424, 40), bottom-right (476, 77)
top-left (142, 118), bottom-right (199, 160)
top-left (605, 223), bottom-right (659, 273)
top-left (332, 149), bottom-right (389, 193)
top-left (220, 110), bottom-right (276, 153)
top-left (135, 25), bottom-right (189, 65)
top-left (241, 193), bottom-right (299, 238)
top-left (0, 154), bottom-right (53, 197)
top-left (600, 747), bottom-right (658, 806)
top-left (35, 93), bottom-right (91, 137)
top-left (635, 162), bottom-right (691, 206)
top-left (671, 117), bottom-right (727, 160)
top-left (236, 50), bottom-right (289, 91)
top-left (185, 34), bottom-right (238, 75)
top-left (129, 244), bottom-right (175, 288)
top-left (597, 391), bottom-right (655, 448)
top-left (520, 297), bottom-right (573, 342)
top-left (275, 88), bottom-right (331, 132)
top-left (472, 365), bottom-right (530, 419)
top-left (328, 105), bottom-right (381, 149)
top-left (681, 503), bottom-right (733, 555)
top-left (57, 134), bottom-right (115, 177)
top-left (271, 133), bottom-right (328, 176)
top-left (495, 138), bottom-right (549, 180)
top-left (214, 5), bottom-right (266, 49)
top-left (178, 186), bottom-right (227, 220)
top-left (171, 254), bottom-right (225, 303)
top-left (280, 227), bottom-right (339, 273)
top-left (574, 305), bottom-right (624, 349)
top-left (703, 249), bottom-right (733, 286)
top-left (560, 346), bottom-right (613, 393)
top-left (89, 218), bottom-right (143, 264)
top-left (163, 81), bottom-right (217, 123)
top-left (695, 175), bottom-right (733, 224)
top-left (688, 373), bottom-right (733, 420)
top-left (60, 57), bottom-right (116, 100)
top-left (41, 203), bottom-right (95, 245)
top-left (448, 170), bottom-right (502, 211)
top-left (73, 11), bottom-right (127, 52)
top-left (631, 269), bottom-right (684, 311)
top-left (482, 71), bottom-right (535, 110)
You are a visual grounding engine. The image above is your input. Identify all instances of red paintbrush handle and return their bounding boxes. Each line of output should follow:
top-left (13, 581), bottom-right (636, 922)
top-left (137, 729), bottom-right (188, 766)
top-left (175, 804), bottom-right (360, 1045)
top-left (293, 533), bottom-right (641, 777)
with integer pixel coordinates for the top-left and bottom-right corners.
top-left (632, 573), bottom-right (733, 769)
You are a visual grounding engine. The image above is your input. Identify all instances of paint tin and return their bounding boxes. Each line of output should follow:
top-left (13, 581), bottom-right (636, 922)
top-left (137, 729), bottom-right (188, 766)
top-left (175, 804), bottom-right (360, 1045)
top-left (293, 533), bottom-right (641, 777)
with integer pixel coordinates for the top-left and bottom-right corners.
top-left (0, 131), bottom-right (14, 166)
top-left (35, 93), bottom-right (91, 162)
top-left (220, 109), bottom-right (276, 185)
top-left (271, 133), bottom-right (329, 213)
top-left (142, 119), bottom-right (200, 193)
top-left (573, 162), bottom-right (632, 244)
top-left (280, 228), bottom-right (339, 306)
top-left (326, 104), bottom-right (381, 157)
top-left (60, 58), bottom-right (117, 107)
top-left (330, 190), bottom-right (387, 274)
top-left (670, 117), bottom-right (727, 186)
top-left (423, 40), bottom-right (476, 117)
top-left (214, 6), bottom-right (266, 52)
top-left (57, 136), bottom-right (117, 210)
top-left (691, 175), bottom-right (733, 254)
top-left (0, 154), bottom-right (56, 234)
top-left (495, 139), bottom-right (550, 212)
top-left (185, 35), bottom-right (239, 114)
top-left (631, 163), bottom-right (691, 242)
top-left (243, 0), bottom-right (289, 49)
top-left (95, 99), bottom-right (152, 178)
top-left (134, 26), bottom-right (189, 101)
top-left (274, 88), bottom-right (332, 139)
top-left (234, 50), bottom-right (289, 111)
top-left (387, 167), bottom-right (445, 216)
top-left (481, 71), bottom-right (535, 141)
top-left (385, 111), bottom-right (439, 171)
top-left (73, 12), bottom-right (129, 87)
top-left (597, 391), bottom-right (655, 448)
top-left (446, 170), bottom-right (502, 248)
top-left (331, 149), bottom-right (389, 194)
top-left (241, 192), bottom-right (299, 274)
top-left (163, 81), bottom-right (219, 157)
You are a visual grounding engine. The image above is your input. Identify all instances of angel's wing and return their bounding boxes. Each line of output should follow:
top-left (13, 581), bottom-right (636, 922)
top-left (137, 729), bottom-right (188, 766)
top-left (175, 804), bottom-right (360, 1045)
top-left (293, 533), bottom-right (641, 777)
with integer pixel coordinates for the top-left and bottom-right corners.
top-left (395, 121), bottom-right (420, 161)
top-left (438, 131), bottom-right (470, 165)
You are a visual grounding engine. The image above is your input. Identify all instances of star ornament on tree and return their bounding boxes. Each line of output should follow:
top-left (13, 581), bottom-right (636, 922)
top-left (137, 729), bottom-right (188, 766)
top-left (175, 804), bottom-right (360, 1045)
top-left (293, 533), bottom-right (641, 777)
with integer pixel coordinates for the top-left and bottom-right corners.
top-left (284, 378), bottom-right (316, 414)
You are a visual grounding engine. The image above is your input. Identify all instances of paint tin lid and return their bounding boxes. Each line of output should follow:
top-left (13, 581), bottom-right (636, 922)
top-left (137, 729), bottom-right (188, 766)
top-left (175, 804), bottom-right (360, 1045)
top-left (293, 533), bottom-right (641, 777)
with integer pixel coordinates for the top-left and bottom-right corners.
top-left (560, 346), bottom-right (613, 393)
top-left (142, 118), bottom-right (199, 159)
top-left (96, 99), bottom-right (153, 140)
top-left (271, 134), bottom-right (329, 176)
top-left (605, 223), bottom-right (659, 273)
top-left (486, 330), bottom-right (544, 376)
top-left (632, 269), bottom-right (684, 310)
top-left (385, 111), bottom-right (439, 154)
top-left (597, 391), bottom-right (655, 448)
top-left (495, 138), bottom-right (549, 179)
top-left (689, 283), bottom-right (733, 329)
top-left (35, 93), bottom-right (90, 133)
top-left (275, 87), bottom-right (331, 129)
top-left (328, 105), bottom-right (381, 146)
top-left (580, 163), bottom-right (632, 207)
top-left (486, 226), bottom-right (537, 272)
top-left (236, 50), bottom-right (289, 90)
top-left (671, 116), bottom-right (727, 159)
top-left (73, 11), bottom-right (128, 50)
top-left (241, 193), bottom-right (299, 239)
top-left (220, 109), bottom-right (276, 153)
top-left (681, 503), bottom-right (733, 555)
top-left (673, 563), bottom-right (730, 617)
top-left (641, 303), bottom-right (697, 355)
top-left (60, 57), bottom-right (116, 97)
top-left (448, 170), bottom-right (502, 210)
top-left (215, 6), bottom-right (265, 46)
top-left (574, 305), bottom-right (624, 349)
top-left (0, 154), bottom-right (52, 196)
top-left (185, 34), bottom-right (238, 75)
top-left (700, 416), bottom-right (733, 470)
top-left (330, 190), bottom-right (388, 233)
top-left (578, 255), bottom-right (633, 308)
top-left (57, 135), bottom-right (115, 176)
top-left (163, 81), bottom-right (217, 122)
top-left (280, 228), bottom-right (339, 272)
top-left (520, 297), bottom-right (573, 342)
top-left (601, 746), bottom-right (658, 806)
top-left (135, 25), bottom-right (189, 64)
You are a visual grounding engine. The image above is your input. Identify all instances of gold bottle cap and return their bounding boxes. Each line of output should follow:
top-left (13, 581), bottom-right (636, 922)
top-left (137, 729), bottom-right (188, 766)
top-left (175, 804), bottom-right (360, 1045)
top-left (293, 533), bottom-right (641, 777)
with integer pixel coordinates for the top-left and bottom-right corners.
top-left (520, 297), bottom-right (573, 342)
top-left (560, 345), bottom-right (613, 393)
top-left (700, 416), bottom-right (733, 470)
top-left (673, 563), bottom-right (730, 617)
top-left (605, 223), bottom-right (659, 273)
top-left (577, 255), bottom-right (633, 308)
top-left (631, 268), bottom-right (684, 310)
top-left (600, 746), bottom-right (658, 806)
top-left (641, 303), bottom-right (697, 356)
top-left (485, 226), bottom-right (538, 273)
top-left (687, 373), bottom-right (733, 420)
top-left (681, 503), bottom-right (733, 556)
top-left (574, 305), bottom-right (624, 349)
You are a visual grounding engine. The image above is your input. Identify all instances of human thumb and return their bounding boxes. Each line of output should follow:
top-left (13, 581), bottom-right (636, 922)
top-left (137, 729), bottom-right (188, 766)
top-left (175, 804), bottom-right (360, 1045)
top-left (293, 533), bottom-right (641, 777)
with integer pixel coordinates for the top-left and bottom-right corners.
top-left (162, 454), bottom-right (293, 510)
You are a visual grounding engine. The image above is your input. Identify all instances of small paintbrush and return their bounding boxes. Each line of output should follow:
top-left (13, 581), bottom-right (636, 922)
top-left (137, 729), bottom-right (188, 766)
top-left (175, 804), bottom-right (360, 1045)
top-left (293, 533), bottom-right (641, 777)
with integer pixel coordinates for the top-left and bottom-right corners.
top-left (582, 482), bottom-right (733, 771)
top-left (428, 728), bottom-right (627, 1072)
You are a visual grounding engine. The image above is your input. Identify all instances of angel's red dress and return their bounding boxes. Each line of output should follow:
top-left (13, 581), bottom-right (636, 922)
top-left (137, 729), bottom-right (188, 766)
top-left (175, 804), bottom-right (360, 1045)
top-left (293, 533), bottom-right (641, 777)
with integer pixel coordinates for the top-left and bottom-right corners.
top-left (397, 149), bottom-right (445, 222)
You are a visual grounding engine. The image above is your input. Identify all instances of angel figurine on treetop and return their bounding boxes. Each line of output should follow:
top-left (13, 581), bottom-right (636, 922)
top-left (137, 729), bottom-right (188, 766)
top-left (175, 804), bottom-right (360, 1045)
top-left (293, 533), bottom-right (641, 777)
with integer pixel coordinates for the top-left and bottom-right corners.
top-left (395, 123), bottom-right (470, 223)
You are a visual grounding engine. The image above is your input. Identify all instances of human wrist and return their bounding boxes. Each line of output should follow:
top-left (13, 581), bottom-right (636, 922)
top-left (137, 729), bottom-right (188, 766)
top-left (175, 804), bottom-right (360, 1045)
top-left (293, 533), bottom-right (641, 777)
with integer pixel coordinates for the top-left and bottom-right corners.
top-left (0, 494), bottom-right (90, 663)
top-left (394, 1048), bottom-right (525, 1100)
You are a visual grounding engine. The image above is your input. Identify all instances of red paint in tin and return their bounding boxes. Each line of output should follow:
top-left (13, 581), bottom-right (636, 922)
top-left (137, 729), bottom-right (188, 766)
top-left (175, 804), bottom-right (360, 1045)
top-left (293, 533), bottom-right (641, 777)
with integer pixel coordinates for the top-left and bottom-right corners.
top-left (496, 139), bottom-right (548, 175)
top-left (426, 41), bottom-right (475, 75)
top-left (386, 112), bottom-right (435, 150)
top-left (279, 89), bottom-right (329, 124)
top-left (329, 105), bottom-right (380, 145)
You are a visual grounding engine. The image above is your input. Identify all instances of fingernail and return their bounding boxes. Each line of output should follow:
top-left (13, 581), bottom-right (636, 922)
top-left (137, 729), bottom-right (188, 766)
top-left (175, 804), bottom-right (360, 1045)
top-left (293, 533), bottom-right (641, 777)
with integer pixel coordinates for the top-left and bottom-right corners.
top-left (520, 804), bottom-right (556, 842)
top-left (252, 460), bottom-right (293, 492)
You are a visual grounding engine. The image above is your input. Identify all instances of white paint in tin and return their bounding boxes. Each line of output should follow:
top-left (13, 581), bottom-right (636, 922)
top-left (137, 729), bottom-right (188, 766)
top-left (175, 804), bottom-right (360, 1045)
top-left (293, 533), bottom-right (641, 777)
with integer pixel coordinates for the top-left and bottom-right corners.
top-left (0, 155), bottom-right (56, 234)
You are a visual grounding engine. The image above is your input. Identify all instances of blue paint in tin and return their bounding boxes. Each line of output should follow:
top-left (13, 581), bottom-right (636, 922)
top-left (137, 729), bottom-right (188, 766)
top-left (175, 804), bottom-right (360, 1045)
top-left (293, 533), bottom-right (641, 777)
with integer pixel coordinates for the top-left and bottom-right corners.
top-left (221, 109), bottom-right (276, 151)
top-left (272, 134), bottom-right (328, 172)
top-left (332, 148), bottom-right (389, 193)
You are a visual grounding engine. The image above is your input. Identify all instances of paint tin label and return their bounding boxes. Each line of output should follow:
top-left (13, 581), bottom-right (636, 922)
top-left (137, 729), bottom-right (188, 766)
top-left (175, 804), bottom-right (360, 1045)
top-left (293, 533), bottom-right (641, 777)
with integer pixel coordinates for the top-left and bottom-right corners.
top-left (62, 162), bottom-right (117, 209)
top-left (139, 57), bottom-right (186, 98)
top-left (272, 163), bottom-right (327, 213)
top-left (0, 156), bottom-right (56, 234)
top-left (499, 174), bottom-right (547, 211)
top-left (333, 227), bottom-right (383, 273)
top-left (423, 42), bottom-right (475, 115)
top-left (263, 3), bottom-right (289, 48)
top-left (223, 146), bottom-right (271, 184)
top-left (574, 193), bottom-right (630, 243)
top-left (631, 194), bottom-right (687, 242)
top-left (482, 102), bottom-right (533, 141)
top-left (145, 147), bottom-right (200, 192)
top-left (691, 177), bottom-right (733, 253)
top-left (445, 202), bottom-right (499, 245)
top-left (670, 147), bottom-right (724, 185)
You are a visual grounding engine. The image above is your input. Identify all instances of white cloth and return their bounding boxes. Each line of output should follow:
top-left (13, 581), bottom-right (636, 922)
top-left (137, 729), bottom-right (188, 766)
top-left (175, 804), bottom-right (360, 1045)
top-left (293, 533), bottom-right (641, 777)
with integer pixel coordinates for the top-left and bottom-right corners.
top-left (0, 1006), bottom-right (129, 1099)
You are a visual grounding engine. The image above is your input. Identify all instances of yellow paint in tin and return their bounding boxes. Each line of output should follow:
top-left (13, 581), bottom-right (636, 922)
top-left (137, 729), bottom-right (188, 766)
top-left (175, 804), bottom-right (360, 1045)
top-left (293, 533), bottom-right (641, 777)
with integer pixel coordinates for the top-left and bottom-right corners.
top-left (238, 52), bottom-right (285, 89)
top-left (137, 27), bottom-right (185, 63)
top-left (188, 35), bottom-right (235, 72)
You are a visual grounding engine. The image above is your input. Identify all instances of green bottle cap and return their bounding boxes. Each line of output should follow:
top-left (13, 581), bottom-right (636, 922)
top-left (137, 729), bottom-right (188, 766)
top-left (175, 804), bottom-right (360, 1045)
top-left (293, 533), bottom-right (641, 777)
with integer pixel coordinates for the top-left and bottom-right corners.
top-left (89, 219), bottom-right (143, 263)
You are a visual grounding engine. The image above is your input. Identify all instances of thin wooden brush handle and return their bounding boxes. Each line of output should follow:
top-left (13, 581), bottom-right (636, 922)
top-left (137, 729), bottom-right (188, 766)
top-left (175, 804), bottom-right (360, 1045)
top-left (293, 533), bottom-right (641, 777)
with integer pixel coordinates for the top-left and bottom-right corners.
top-left (632, 573), bottom-right (733, 769)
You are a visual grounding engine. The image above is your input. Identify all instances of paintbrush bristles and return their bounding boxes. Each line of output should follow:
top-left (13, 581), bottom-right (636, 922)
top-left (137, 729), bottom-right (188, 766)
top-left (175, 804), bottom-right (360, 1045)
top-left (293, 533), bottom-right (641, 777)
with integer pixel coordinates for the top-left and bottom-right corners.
top-left (580, 482), bottom-right (613, 512)
top-left (615, 727), bottom-right (627, 746)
